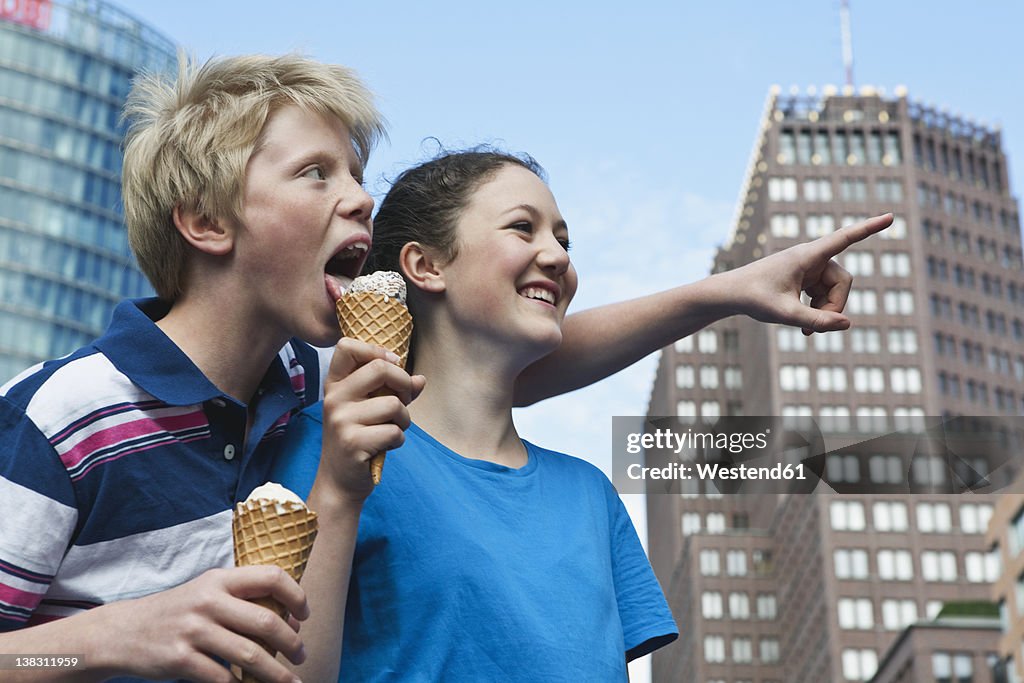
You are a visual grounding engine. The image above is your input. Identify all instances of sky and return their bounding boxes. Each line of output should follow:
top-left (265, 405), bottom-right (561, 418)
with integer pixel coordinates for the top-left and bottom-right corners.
top-left (111, 1), bottom-right (1024, 677)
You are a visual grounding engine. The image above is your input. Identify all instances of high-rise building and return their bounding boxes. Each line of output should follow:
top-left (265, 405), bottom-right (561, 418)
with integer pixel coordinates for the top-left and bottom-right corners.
top-left (0, 0), bottom-right (175, 381)
top-left (987, 476), bottom-right (1024, 681)
top-left (645, 86), bottom-right (1023, 682)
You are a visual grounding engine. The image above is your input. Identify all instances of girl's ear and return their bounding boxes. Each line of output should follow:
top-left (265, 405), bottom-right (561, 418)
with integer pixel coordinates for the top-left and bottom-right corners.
top-left (173, 205), bottom-right (234, 256)
top-left (400, 242), bottom-right (446, 293)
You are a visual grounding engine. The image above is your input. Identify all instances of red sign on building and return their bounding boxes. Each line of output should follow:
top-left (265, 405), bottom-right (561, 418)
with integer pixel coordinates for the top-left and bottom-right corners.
top-left (1, 0), bottom-right (52, 32)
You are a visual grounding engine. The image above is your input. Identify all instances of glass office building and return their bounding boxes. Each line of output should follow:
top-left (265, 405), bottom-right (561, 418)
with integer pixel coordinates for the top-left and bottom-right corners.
top-left (0, 0), bottom-right (175, 381)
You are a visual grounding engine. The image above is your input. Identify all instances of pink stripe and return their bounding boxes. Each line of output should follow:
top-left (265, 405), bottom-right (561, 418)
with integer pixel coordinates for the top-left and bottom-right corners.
top-left (0, 582), bottom-right (44, 610)
top-left (51, 403), bottom-right (141, 444)
top-left (59, 411), bottom-right (207, 470)
top-left (72, 434), bottom-right (207, 481)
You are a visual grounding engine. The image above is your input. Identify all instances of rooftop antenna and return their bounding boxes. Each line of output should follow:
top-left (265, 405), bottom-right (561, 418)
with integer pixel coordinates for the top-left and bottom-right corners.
top-left (840, 0), bottom-right (854, 88)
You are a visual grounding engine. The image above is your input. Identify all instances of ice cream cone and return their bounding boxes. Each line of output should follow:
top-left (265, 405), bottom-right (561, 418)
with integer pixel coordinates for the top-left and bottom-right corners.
top-left (232, 495), bottom-right (318, 683)
top-left (336, 288), bottom-right (413, 485)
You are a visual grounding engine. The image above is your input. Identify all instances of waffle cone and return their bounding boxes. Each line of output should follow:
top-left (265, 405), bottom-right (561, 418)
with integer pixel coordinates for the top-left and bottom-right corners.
top-left (336, 292), bottom-right (413, 485)
top-left (232, 500), bottom-right (318, 683)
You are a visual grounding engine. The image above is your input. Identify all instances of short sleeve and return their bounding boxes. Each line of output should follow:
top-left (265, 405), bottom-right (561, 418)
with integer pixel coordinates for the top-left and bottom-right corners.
top-left (0, 398), bottom-right (78, 631)
top-left (270, 403), bottom-right (325, 501)
top-left (607, 487), bottom-right (678, 661)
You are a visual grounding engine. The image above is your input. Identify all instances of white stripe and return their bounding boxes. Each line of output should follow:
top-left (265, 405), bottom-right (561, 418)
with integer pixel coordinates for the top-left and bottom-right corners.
top-left (0, 476), bottom-right (77, 577)
top-left (49, 510), bottom-right (233, 603)
top-left (24, 354), bottom-right (152, 441)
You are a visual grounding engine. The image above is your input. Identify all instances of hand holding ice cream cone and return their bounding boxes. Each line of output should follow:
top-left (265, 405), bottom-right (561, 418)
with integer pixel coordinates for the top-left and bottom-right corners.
top-left (232, 483), bottom-right (318, 683)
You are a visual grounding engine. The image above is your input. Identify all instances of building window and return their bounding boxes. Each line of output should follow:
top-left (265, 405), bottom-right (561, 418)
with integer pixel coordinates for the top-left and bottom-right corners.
top-left (838, 597), bottom-right (874, 629)
top-left (893, 407), bottom-right (926, 431)
top-left (818, 366), bottom-right (848, 392)
top-left (912, 457), bottom-right (948, 486)
top-left (677, 400), bottom-right (696, 417)
top-left (760, 638), bottom-right (780, 663)
top-left (878, 549), bottom-right (914, 580)
top-left (701, 401), bottom-right (720, 419)
top-left (752, 549), bottom-right (773, 576)
top-left (890, 367), bottom-right (922, 394)
top-left (960, 503), bottom-right (994, 534)
top-left (804, 178), bottom-right (833, 201)
top-left (724, 366), bottom-right (742, 389)
top-left (777, 327), bottom-right (808, 351)
top-left (932, 652), bottom-right (973, 683)
top-left (699, 549), bottom-right (721, 576)
top-left (675, 364), bottom-right (694, 389)
top-left (872, 501), bottom-right (909, 531)
top-left (883, 289), bottom-right (915, 315)
top-left (757, 593), bottom-right (777, 620)
top-left (917, 503), bottom-right (953, 533)
top-left (855, 407), bottom-right (887, 432)
top-left (704, 635), bottom-right (725, 663)
top-left (727, 550), bottom-right (747, 576)
top-left (702, 591), bottom-right (724, 619)
top-left (854, 367), bottom-right (885, 393)
top-left (869, 456), bottom-right (904, 485)
top-left (771, 213), bottom-right (800, 238)
top-left (682, 512), bottom-right (701, 536)
top-left (878, 215), bottom-right (907, 240)
top-left (814, 332), bottom-right (844, 352)
top-left (698, 330), bottom-right (717, 353)
top-left (844, 252), bottom-right (874, 276)
top-left (881, 599), bottom-right (917, 630)
top-left (840, 178), bottom-right (868, 201)
top-left (733, 637), bottom-right (753, 663)
top-left (827, 457), bottom-right (862, 485)
top-left (674, 336), bottom-right (693, 353)
top-left (820, 406), bottom-right (852, 432)
top-left (880, 252), bottom-right (911, 277)
top-left (964, 551), bottom-right (1000, 583)
top-left (706, 512), bottom-right (726, 534)
top-left (1009, 509), bottom-right (1024, 557)
top-left (780, 365), bottom-right (810, 391)
top-left (851, 328), bottom-right (881, 353)
top-left (886, 329), bottom-right (918, 353)
top-left (768, 177), bottom-right (798, 201)
top-left (834, 549), bottom-right (869, 579)
top-left (729, 592), bottom-right (750, 620)
top-left (802, 214), bottom-right (833, 241)
top-left (921, 550), bottom-right (958, 582)
top-left (699, 365), bottom-right (719, 389)
top-left (841, 648), bottom-right (878, 681)
top-left (847, 290), bottom-right (877, 315)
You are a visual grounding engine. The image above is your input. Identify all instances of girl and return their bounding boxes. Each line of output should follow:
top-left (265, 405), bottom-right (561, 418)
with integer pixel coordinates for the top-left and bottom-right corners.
top-left (276, 150), bottom-right (676, 680)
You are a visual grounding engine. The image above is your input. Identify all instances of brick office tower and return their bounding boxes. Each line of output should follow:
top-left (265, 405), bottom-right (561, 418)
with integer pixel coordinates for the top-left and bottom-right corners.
top-left (646, 86), bottom-right (1023, 683)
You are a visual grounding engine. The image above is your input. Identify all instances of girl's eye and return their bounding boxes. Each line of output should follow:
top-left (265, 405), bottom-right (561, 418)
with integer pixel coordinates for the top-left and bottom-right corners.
top-left (511, 221), bottom-right (533, 233)
top-left (303, 166), bottom-right (326, 181)
top-left (558, 238), bottom-right (572, 252)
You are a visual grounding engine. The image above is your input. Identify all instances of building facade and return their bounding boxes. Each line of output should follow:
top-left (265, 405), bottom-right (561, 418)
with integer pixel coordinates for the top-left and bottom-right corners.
top-left (987, 479), bottom-right (1024, 682)
top-left (646, 86), bottom-right (1023, 682)
top-left (0, 0), bottom-right (175, 381)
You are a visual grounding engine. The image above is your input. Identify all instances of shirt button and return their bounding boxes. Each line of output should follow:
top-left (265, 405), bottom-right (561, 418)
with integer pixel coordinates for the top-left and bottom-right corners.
top-left (223, 444), bottom-right (236, 460)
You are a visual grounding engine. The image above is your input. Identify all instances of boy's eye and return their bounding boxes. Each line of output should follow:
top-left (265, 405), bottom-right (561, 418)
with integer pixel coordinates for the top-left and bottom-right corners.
top-left (303, 166), bottom-right (326, 181)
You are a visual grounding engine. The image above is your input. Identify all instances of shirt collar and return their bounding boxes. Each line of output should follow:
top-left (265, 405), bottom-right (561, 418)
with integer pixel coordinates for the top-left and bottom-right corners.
top-left (94, 298), bottom-right (289, 407)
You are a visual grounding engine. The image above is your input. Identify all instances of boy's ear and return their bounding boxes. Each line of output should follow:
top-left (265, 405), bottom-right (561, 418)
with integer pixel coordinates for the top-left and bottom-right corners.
top-left (399, 242), bottom-right (446, 293)
top-left (172, 205), bottom-right (234, 256)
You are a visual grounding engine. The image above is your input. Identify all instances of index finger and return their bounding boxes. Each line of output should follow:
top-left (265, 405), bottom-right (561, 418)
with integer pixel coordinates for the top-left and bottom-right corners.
top-left (228, 565), bottom-right (310, 622)
top-left (816, 213), bottom-right (894, 258)
top-left (326, 337), bottom-right (401, 385)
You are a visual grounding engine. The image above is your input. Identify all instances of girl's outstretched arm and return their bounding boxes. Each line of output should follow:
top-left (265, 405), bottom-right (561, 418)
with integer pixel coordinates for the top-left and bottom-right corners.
top-left (513, 213), bottom-right (893, 406)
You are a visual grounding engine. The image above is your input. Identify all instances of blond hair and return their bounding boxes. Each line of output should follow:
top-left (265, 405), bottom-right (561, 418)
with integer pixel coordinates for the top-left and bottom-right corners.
top-left (122, 53), bottom-right (386, 300)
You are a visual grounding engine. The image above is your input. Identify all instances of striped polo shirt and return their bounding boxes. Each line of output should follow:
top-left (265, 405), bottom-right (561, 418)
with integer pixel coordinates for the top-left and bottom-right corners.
top-left (0, 298), bottom-right (323, 630)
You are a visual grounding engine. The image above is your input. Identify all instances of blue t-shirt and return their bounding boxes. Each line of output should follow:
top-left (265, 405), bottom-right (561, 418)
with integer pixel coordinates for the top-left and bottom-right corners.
top-left (272, 404), bottom-right (677, 682)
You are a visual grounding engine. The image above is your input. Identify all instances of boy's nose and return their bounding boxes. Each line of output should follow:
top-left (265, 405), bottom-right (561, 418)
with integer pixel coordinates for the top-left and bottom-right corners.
top-left (336, 183), bottom-right (375, 221)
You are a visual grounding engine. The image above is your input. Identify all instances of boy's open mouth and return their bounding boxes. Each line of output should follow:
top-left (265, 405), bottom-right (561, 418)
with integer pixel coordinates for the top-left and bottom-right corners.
top-left (324, 241), bottom-right (369, 300)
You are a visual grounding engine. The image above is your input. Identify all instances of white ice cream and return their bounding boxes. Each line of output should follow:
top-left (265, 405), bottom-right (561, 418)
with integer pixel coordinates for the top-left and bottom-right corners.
top-left (345, 270), bottom-right (407, 305)
top-left (245, 482), bottom-right (307, 514)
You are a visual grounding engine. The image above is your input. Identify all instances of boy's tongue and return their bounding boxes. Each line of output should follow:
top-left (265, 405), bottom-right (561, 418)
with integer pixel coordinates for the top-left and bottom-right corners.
top-left (325, 273), bottom-right (348, 302)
